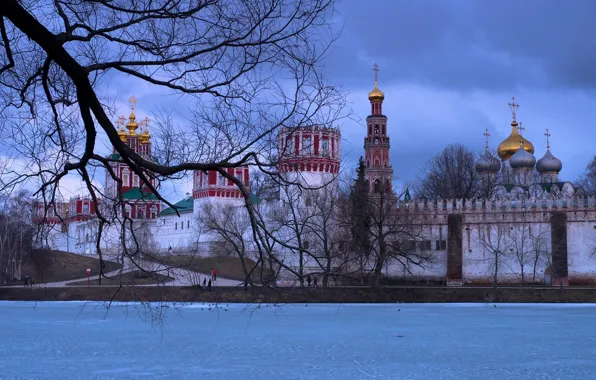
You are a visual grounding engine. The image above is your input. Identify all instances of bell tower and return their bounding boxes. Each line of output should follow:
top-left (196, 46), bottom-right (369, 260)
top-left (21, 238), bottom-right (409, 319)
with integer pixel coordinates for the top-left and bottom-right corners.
top-left (364, 64), bottom-right (393, 195)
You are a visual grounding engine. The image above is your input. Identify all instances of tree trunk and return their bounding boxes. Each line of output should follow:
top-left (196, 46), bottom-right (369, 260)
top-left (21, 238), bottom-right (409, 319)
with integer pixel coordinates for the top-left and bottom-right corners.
top-left (299, 249), bottom-right (304, 287)
top-left (493, 253), bottom-right (499, 289)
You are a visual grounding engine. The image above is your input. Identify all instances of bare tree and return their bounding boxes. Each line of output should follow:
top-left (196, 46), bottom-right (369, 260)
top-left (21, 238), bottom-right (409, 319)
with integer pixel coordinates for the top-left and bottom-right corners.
top-left (367, 190), bottom-right (432, 288)
top-left (416, 144), bottom-right (480, 200)
top-left (510, 223), bottom-right (530, 286)
top-left (0, 0), bottom-right (345, 278)
top-left (529, 224), bottom-right (549, 287)
top-left (302, 186), bottom-right (350, 287)
top-left (0, 189), bottom-right (34, 284)
top-left (477, 223), bottom-right (512, 288)
top-left (201, 202), bottom-right (256, 282)
top-left (576, 155), bottom-right (596, 195)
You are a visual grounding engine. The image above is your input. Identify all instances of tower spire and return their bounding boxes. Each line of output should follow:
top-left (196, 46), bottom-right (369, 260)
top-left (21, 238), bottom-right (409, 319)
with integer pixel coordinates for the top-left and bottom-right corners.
top-left (128, 95), bottom-right (138, 111)
top-left (518, 122), bottom-right (525, 136)
top-left (545, 128), bottom-right (551, 150)
top-left (483, 129), bottom-right (490, 152)
top-left (508, 96), bottom-right (519, 121)
top-left (373, 63), bottom-right (379, 86)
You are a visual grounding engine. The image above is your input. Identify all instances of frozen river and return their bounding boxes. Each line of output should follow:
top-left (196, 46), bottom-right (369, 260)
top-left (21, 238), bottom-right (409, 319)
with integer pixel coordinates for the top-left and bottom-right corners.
top-left (1, 302), bottom-right (596, 379)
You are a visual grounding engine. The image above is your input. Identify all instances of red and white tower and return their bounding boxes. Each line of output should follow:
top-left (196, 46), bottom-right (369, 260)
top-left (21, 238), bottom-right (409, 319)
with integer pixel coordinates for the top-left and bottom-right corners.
top-left (278, 125), bottom-right (341, 190)
top-left (192, 166), bottom-right (250, 207)
top-left (105, 96), bottom-right (161, 219)
top-left (364, 64), bottom-right (393, 194)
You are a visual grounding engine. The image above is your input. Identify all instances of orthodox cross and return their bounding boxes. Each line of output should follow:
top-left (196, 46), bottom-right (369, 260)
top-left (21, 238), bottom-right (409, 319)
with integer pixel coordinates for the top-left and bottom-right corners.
top-left (518, 122), bottom-right (525, 136)
top-left (118, 115), bottom-right (126, 127)
top-left (483, 129), bottom-right (490, 151)
top-left (142, 116), bottom-right (150, 129)
top-left (128, 95), bottom-right (138, 111)
top-left (508, 96), bottom-right (519, 121)
top-left (373, 63), bottom-right (379, 84)
top-left (545, 128), bottom-right (551, 149)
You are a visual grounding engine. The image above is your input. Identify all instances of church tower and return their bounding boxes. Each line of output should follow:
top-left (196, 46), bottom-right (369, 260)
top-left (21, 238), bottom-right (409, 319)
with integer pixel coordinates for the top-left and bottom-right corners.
top-left (364, 64), bottom-right (393, 195)
top-left (105, 96), bottom-right (161, 219)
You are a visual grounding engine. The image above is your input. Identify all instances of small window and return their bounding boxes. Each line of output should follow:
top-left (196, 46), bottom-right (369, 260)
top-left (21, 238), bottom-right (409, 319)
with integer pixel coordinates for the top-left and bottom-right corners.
top-left (435, 240), bottom-right (447, 250)
top-left (402, 240), bottom-right (416, 252)
top-left (187, 220), bottom-right (190, 229)
top-left (150, 206), bottom-right (157, 219)
top-left (303, 241), bottom-right (310, 250)
top-left (122, 169), bottom-right (130, 187)
top-left (125, 205), bottom-right (131, 218)
top-left (305, 197), bottom-right (312, 207)
top-left (418, 240), bottom-right (432, 251)
top-left (181, 220), bottom-right (184, 229)
top-left (175, 222), bottom-right (177, 230)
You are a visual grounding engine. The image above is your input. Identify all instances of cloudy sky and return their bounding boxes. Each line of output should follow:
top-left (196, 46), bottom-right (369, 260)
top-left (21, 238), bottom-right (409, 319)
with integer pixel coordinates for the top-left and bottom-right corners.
top-left (329, 0), bottom-right (596, 188)
top-left (50, 0), bottom-right (596, 201)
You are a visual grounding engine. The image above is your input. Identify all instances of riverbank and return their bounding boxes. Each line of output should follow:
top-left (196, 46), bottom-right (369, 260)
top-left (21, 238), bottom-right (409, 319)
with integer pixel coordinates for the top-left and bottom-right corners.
top-left (2, 285), bottom-right (596, 303)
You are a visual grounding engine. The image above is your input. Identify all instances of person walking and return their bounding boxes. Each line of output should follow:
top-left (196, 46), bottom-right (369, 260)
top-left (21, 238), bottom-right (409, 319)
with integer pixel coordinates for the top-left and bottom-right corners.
top-left (213, 268), bottom-right (217, 282)
top-left (202, 277), bottom-right (207, 287)
top-left (208, 279), bottom-right (212, 292)
top-left (23, 274), bottom-right (28, 287)
top-left (306, 275), bottom-right (311, 287)
top-left (313, 277), bottom-right (318, 287)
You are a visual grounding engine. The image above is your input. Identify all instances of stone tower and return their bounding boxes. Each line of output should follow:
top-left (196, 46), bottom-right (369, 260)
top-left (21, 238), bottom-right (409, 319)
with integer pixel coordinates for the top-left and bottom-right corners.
top-left (364, 64), bottom-right (393, 195)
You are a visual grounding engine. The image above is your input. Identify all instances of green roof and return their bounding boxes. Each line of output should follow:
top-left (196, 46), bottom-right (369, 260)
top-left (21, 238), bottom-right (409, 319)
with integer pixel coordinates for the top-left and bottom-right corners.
top-left (108, 153), bottom-right (159, 163)
top-left (249, 192), bottom-right (262, 205)
top-left (122, 187), bottom-right (159, 201)
top-left (159, 197), bottom-right (194, 216)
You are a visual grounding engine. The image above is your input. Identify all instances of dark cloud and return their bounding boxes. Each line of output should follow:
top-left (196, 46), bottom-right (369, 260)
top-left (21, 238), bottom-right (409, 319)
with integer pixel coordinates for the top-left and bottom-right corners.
top-left (328, 0), bottom-right (596, 91)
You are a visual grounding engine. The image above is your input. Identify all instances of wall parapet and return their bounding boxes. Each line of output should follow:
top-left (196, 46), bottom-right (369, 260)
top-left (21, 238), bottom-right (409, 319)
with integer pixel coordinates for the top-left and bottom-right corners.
top-left (396, 196), bottom-right (596, 215)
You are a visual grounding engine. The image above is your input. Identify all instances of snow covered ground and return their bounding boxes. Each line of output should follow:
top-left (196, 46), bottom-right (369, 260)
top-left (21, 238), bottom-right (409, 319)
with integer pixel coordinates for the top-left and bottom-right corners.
top-left (1, 302), bottom-right (595, 379)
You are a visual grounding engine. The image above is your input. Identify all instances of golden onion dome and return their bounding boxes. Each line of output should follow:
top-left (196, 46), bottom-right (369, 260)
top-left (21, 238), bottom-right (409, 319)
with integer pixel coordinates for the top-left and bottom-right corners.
top-left (126, 111), bottom-right (138, 135)
top-left (368, 83), bottom-right (384, 102)
top-left (117, 125), bottom-right (127, 142)
top-left (140, 127), bottom-right (151, 143)
top-left (497, 120), bottom-right (534, 160)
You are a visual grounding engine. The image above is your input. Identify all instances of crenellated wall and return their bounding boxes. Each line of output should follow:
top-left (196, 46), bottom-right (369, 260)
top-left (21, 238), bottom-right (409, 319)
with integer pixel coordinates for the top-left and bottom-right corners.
top-left (383, 196), bottom-right (596, 285)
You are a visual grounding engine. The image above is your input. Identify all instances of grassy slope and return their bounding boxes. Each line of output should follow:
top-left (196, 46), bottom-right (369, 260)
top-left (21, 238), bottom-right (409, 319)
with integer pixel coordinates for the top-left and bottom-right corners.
top-left (6, 250), bottom-right (121, 285)
top-left (150, 255), bottom-right (271, 282)
top-left (66, 271), bottom-right (174, 286)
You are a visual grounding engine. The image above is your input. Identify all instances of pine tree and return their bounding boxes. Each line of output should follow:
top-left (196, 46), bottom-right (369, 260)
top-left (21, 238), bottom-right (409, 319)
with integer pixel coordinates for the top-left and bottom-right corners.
top-left (349, 157), bottom-right (371, 256)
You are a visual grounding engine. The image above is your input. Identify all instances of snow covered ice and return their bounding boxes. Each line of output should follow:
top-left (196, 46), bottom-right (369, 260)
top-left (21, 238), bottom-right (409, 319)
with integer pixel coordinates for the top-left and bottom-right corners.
top-left (1, 302), bottom-right (596, 379)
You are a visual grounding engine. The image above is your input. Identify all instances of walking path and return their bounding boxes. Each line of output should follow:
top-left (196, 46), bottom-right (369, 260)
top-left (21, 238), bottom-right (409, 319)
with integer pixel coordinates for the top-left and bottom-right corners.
top-left (1, 256), bottom-right (243, 288)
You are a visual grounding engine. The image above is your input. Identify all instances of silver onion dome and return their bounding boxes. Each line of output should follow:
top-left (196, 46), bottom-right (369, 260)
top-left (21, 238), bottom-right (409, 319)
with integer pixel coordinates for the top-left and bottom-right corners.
top-left (509, 144), bottom-right (536, 170)
top-left (475, 152), bottom-right (501, 173)
top-left (536, 149), bottom-right (562, 173)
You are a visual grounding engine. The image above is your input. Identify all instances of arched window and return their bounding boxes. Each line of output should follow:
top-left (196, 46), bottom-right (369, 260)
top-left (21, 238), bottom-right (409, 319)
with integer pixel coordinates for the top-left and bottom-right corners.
top-left (373, 179), bottom-right (381, 193)
top-left (124, 204), bottom-right (131, 218)
top-left (137, 206), bottom-right (145, 219)
top-left (385, 179), bottom-right (391, 192)
top-left (150, 206), bottom-right (157, 219)
top-left (305, 197), bottom-right (312, 207)
top-left (133, 174), bottom-right (140, 187)
top-left (375, 125), bottom-right (379, 135)
top-left (375, 138), bottom-right (379, 144)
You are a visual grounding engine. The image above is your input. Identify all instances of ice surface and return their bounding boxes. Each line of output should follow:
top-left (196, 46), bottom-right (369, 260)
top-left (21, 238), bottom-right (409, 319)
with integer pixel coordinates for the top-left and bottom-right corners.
top-left (1, 301), bottom-right (596, 379)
